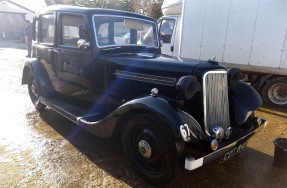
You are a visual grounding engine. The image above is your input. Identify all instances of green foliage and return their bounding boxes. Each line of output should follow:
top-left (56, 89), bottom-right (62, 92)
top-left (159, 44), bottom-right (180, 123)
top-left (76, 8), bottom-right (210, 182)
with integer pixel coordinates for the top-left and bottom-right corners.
top-left (83, 0), bottom-right (110, 8)
top-left (148, 0), bottom-right (163, 20)
top-left (121, 0), bottom-right (135, 12)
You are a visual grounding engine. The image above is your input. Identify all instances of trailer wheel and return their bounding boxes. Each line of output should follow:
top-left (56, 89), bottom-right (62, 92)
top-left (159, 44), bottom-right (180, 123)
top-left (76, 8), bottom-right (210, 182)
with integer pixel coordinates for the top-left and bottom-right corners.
top-left (262, 77), bottom-right (287, 108)
top-left (122, 113), bottom-right (178, 185)
top-left (28, 73), bottom-right (46, 111)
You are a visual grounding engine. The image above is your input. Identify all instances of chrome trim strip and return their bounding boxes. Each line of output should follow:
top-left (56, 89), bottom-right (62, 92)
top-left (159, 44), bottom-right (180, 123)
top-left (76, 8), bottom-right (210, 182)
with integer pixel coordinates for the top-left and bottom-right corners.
top-left (202, 70), bottom-right (229, 137)
top-left (115, 70), bottom-right (176, 86)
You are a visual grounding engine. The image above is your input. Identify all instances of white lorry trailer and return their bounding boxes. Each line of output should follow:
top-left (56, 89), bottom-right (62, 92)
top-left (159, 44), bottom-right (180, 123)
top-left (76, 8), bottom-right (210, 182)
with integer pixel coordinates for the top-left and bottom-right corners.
top-left (158, 0), bottom-right (287, 108)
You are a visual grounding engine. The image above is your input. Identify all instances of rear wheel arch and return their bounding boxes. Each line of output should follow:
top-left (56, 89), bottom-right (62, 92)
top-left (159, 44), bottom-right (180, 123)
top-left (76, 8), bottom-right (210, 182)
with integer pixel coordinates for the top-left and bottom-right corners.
top-left (22, 64), bottom-right (33, 85)
top-left (23, 59), bottom-right (55, 94)
top-left (22, 60), bottom-right (54, 111)
top-left (27, 70), bottom-right (46, 111)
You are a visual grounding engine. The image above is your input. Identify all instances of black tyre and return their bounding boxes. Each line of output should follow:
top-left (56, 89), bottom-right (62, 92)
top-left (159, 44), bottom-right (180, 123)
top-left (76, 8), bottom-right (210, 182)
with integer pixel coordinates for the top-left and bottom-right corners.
top-left (122, 113), bottom-right (178, 185)
top-left (28, 73), bottom-right (46, 111)
top-left (262, 77), bottom-right (287, 108)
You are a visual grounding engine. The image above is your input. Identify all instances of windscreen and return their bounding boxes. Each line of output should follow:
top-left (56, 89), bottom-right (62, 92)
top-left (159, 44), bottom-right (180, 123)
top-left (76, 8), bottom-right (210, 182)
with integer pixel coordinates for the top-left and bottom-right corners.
top-left (93, 16), bottom-right (159, 48)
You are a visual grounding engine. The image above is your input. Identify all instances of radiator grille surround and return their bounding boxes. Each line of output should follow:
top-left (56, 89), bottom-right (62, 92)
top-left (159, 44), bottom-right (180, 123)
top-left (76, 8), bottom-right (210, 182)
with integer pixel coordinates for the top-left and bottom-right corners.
top-left (203, 70), bottom-right (230, 138)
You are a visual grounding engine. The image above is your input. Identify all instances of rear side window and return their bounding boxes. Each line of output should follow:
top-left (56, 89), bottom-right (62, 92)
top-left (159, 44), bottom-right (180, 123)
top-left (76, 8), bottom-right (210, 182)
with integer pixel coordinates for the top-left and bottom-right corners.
top-left (32, 19), bottom-right (39, 41)
top-left (60, 14), bottom-right (86, 47)
top-left (39, 14), bottom-right (55, 44)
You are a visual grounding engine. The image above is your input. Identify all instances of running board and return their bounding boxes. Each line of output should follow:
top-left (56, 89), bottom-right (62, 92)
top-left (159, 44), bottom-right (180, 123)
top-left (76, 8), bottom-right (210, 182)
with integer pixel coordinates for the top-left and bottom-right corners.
top-left (39, 96), bottom-right (116, 138)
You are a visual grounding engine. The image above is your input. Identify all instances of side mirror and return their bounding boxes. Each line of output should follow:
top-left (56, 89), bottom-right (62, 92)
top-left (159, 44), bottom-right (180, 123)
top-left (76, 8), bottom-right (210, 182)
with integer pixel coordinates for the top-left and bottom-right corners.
top-left (77, 39), bottom-right (90, 49)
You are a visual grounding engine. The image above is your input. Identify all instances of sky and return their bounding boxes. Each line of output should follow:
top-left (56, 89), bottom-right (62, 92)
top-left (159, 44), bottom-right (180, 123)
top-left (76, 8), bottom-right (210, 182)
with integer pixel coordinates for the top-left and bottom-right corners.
top-left (11, 0), bottom-right (47, 12)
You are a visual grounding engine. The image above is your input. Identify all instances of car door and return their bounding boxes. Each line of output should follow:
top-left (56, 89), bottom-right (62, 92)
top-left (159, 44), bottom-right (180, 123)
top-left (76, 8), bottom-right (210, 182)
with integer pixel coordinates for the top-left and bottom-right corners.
top-left (158, 18), bottom-right (177, 56)
top-left (55, 13), bottom-right (93, 100)
top-left (33, 12), bottom-right (67, 94)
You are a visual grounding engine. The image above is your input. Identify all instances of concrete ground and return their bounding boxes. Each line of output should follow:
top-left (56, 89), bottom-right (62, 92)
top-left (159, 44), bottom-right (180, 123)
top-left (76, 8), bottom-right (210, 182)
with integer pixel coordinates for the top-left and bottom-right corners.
top-left (0, 39), bottom-right (26, 49)
top-left (0, 41), bottom-right (286, 187)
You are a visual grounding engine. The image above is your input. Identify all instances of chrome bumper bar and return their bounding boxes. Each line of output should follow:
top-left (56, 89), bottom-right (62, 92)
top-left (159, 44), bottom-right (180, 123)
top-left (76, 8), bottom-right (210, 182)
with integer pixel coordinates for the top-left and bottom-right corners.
top-left (185, 118), bottom-right (267, 170)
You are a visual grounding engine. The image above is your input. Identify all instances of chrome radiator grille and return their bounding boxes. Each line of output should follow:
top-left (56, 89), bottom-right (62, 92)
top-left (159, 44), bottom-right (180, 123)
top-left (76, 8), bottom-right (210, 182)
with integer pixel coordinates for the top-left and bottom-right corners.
top-left (203, 71), bottom-right (230, 137)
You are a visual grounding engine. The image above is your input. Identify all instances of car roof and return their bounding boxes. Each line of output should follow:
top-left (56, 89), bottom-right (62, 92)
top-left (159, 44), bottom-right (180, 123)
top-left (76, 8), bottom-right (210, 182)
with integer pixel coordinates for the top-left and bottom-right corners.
top-left (42, 5), bottom-right (155, 22)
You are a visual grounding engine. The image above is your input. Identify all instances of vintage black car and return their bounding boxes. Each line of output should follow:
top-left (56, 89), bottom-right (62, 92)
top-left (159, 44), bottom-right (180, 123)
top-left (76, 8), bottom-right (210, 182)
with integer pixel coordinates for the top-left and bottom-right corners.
top-left (22, 5), bottom-right (267, 185)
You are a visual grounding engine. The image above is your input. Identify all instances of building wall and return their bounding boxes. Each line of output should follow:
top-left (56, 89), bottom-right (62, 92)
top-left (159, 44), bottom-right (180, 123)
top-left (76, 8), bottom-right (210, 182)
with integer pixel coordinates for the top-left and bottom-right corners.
top-left (0, 13), bottom-right (25, 40)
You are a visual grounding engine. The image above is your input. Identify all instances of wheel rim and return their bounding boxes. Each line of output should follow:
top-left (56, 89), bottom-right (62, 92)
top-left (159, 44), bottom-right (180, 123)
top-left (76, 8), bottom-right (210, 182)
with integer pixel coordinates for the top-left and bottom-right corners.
top-left (31, 80), bottom-right (39, 98)
top-left (268, 83), bottom-right (287, 105)
top-left (29, 78), bottom-right (40, 105)
top-left (132, 126), bottom-right (166, 175)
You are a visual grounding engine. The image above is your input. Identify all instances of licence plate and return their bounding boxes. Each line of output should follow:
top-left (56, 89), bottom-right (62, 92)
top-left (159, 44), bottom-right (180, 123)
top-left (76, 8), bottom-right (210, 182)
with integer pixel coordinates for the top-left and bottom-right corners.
top-left (220, 142), bottom-right (248, 163)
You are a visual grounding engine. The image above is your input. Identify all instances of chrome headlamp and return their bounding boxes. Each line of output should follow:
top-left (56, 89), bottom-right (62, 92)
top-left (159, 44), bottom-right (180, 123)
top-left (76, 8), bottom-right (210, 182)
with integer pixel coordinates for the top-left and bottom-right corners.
top-left (176, 76), bottom-right (201, 100)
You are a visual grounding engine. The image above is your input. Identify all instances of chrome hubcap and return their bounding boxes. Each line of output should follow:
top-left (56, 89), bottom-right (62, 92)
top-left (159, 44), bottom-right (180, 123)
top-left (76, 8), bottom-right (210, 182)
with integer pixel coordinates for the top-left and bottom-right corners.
top-left (138, 140), bottom-right (152, 158)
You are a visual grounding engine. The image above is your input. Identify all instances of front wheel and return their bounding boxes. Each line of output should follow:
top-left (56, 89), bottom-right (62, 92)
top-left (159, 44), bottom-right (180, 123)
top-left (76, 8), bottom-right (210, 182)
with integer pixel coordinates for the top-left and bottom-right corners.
top-left (28, 74), bottom-right (46, 111)
top-left (262, 77), bottom-right (287, 108)
top-left (122, 113), bottom-right (179, 185)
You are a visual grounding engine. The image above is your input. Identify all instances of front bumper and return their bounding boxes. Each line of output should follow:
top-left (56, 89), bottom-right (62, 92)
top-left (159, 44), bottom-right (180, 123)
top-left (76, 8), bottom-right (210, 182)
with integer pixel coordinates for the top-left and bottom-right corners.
top-left (185, 118), bottom-right (267, 170)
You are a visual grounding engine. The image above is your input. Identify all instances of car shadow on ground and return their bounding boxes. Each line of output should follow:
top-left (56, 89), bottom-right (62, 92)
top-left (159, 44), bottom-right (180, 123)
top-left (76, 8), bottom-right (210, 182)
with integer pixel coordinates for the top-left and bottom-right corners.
top-left (38, 109), bottom-right (151, 187)
top-left (38, 109), bottom-right (287, 188)
top-left (172, 147), bottom-right (287, 187)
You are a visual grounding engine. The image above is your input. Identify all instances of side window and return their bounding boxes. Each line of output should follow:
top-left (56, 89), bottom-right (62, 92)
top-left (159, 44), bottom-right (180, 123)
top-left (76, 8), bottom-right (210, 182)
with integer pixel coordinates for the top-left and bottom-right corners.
top-left (60, 14), bottom-right (86, 47)
top-left (39, 14), bottom-right (55, 44)
top-left (32, 19), bottom-right (39, 41)
top-left (159, 19), bottom-right (175, 43)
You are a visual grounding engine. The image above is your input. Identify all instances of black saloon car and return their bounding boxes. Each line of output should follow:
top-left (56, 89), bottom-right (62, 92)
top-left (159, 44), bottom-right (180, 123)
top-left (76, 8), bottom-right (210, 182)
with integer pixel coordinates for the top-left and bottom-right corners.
top-left (22, 5), bottom-right (267, 185)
